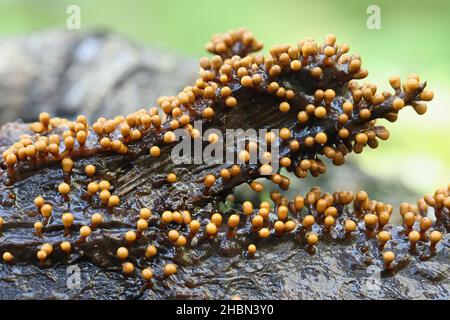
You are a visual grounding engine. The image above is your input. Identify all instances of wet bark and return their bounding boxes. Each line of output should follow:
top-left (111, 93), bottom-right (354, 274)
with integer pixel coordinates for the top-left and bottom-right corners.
top-left (0, 30), bottom-right (447, 300)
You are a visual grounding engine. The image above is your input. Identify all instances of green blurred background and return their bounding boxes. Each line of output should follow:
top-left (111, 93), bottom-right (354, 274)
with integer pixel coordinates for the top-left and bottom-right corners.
top-left (0, 0), bottom-right (449, 198)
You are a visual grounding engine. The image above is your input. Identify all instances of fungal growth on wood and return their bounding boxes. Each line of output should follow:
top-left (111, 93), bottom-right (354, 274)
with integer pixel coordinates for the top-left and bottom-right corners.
top-left (0, 29), bottom-right (446, 283)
